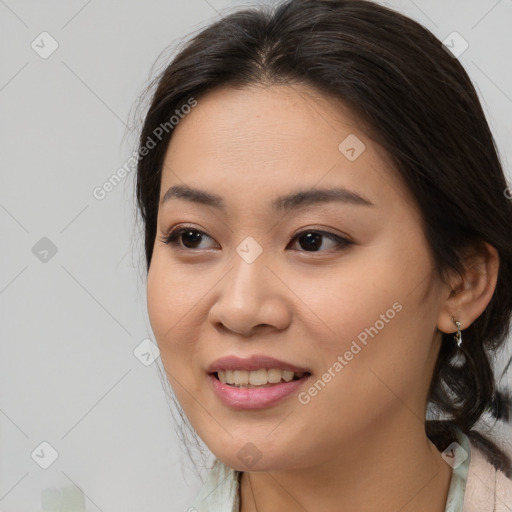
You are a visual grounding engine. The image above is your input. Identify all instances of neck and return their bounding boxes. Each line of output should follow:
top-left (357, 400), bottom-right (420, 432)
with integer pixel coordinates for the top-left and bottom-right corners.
top-left (239, 414), bottom-right (453, 512)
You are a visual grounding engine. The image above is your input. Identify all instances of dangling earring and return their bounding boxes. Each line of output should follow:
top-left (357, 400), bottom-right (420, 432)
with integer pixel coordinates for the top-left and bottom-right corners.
top-left (452, 318), bottom-right (462, 348)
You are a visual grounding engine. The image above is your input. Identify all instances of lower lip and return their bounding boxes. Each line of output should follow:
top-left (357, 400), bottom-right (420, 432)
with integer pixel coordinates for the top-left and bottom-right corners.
top-left (208, 373), bottom-right (311, 410)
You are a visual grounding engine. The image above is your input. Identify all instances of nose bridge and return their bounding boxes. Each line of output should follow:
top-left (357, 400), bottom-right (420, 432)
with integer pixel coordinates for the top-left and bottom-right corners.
top-left (226, 236), bottom-right (270, 310)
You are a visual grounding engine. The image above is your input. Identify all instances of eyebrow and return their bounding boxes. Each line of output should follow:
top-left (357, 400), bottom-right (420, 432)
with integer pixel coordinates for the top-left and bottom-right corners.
top-left (160, 184), bottom-right (374, 212)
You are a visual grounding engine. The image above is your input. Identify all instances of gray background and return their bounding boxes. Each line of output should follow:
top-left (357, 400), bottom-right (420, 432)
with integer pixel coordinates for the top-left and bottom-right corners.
top-left (1, 0), bottom-right (511, 511)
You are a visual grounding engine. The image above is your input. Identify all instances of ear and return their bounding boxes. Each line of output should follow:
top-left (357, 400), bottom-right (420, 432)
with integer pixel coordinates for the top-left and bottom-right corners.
top-left (437, 241), bottom-right (499, 335)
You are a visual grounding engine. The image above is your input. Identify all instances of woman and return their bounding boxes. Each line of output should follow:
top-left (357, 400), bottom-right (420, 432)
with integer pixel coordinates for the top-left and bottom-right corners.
top-left (134, 0), bottom-right (512, 510)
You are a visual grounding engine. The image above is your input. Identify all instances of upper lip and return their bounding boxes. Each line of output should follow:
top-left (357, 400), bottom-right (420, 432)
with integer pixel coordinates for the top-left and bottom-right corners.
top-left (207, 355), bottom-right (311, 374)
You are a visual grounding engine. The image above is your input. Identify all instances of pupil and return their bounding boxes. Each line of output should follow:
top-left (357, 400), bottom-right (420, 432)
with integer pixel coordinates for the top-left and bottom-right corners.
top-left (183, 230), bottom-right (202, 248)
top-left (300, 232), bottom-right (321, 251)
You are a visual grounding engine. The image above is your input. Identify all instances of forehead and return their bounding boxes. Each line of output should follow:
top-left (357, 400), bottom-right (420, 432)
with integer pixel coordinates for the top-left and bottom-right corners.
top-left (159, 84), bottom-right (408, 212)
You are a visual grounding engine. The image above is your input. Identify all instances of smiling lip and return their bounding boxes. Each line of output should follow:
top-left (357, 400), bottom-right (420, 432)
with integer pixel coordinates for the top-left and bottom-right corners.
top-left (208, 373), bottom-right (311, 409)
top-left (206, 355), bottom-right (311, 410)
top-left (206, 355), bottom-right (310, 374)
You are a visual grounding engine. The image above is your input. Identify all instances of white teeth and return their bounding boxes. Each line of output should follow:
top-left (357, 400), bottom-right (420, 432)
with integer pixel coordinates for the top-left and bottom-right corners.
top-left (216, 368), bottom-right (306, 387)
top-left (234, 370), bottom-right (249, 386)
top-left (267, 368), bottom-right (282, 383)
top-left (249, 369), bottom-right (268, 386)
top-left (282, 370), bottom-right (295, 382)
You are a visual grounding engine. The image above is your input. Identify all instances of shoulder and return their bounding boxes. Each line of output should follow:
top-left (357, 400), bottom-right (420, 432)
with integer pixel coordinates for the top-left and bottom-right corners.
top-left (189, 459), bottom-right (241, 512)
top-left (464, 438), bottom-right (512, 512)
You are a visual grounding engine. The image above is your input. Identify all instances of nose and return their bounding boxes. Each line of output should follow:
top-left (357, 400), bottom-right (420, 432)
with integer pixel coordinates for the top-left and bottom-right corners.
top-left (207, 246), bottom-right (292, 337)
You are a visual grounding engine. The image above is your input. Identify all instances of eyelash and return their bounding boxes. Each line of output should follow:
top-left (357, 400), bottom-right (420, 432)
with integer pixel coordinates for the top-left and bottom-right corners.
top-left (159, 224), bottom-right (352, 254)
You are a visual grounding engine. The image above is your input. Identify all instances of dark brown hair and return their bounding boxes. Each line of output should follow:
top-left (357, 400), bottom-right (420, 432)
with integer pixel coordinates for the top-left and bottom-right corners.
top-left (135, 0), bottom-right (512, 476)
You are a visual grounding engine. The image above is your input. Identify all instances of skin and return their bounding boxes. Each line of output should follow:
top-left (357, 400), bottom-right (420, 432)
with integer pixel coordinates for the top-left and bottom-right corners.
top-left (146, 83), bottom-right (499, 511)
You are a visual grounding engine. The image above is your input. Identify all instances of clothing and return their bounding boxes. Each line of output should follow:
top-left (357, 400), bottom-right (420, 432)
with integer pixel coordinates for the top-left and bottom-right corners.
top-left (189, 429), bottom-right (512, 511)
top-left (462, 435), bottom-right (512, 511)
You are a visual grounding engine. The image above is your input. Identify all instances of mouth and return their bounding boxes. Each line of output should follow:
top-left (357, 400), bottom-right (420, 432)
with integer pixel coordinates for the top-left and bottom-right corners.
top-left (211, 368), bottom-right (311, 388)
top-left (206, 355), bottom-right (312, 408)
top-left (208, 369), bottom-right (312, 409)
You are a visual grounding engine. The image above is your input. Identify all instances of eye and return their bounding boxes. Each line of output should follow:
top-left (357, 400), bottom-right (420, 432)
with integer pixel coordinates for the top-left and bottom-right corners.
top-left (159, 225), bottom-right (352, 253)
top-left (288, 228), bottom-right (352, 253)
top-left (159, 225), bottom-right (219, 251)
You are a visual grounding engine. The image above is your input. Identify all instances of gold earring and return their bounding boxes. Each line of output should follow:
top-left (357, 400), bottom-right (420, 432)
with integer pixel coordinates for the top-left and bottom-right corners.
top-left (453, 319), bottom-right (462, 348)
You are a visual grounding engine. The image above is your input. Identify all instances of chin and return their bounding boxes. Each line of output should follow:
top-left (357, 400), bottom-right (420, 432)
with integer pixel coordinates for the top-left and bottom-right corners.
top-left (210, 442), bottom-right (304, 473)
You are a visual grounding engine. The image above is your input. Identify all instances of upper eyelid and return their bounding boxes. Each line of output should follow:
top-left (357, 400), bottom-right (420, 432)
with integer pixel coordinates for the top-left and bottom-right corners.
top-left (165, 224), bottom-right (349, 238)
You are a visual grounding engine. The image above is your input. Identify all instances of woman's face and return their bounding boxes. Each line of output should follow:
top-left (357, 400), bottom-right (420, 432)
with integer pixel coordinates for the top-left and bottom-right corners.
top-left (147, 84), bottom-right (450, 471)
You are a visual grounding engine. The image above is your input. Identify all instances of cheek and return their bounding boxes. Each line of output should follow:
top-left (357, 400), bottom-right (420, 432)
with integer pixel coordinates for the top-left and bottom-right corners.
top-left (146, 254), bottom-right (201, 367)
top-left (287, 256), bottom-right (404, 349)
top-left (291, 239), bottom-right (436, 377)
top-left (146, 255), bottom-right (210, 414)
